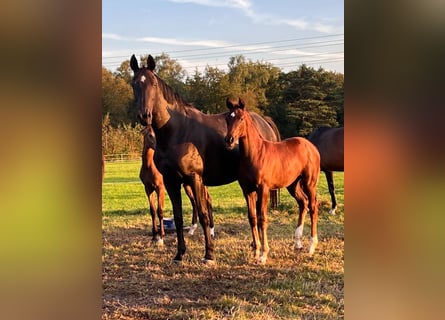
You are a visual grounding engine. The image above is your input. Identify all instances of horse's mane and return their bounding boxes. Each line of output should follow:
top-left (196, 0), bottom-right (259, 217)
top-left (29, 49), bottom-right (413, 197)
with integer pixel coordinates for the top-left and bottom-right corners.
top-left (263, 116), bottom-right (281, 142)
top-left (154, 73), bottom-right (192, 109)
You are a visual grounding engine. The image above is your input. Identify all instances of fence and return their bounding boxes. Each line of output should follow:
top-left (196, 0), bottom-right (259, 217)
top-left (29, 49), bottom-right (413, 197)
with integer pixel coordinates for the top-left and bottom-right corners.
top-left (103, 153), bottom-right (141, 162)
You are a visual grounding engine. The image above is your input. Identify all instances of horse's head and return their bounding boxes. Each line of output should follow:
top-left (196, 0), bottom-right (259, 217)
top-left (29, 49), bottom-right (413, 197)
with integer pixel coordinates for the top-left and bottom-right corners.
top-left (130, 54), bottom-right (159, 126)
top-left (224, 97), bottom-right (247, 150)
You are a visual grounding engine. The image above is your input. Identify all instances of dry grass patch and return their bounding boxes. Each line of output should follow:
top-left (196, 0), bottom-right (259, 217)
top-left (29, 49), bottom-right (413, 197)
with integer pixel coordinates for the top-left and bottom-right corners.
top-left (102, 161), bottom-right (343, 319)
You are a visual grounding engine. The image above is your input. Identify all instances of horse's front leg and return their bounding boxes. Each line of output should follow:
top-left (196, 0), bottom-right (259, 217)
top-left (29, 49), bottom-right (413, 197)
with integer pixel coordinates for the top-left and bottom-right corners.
top-left (166, 184), bottom-right (186, 263)
top-left (244, 190), bottom-right (260, 260)
top-left (190, 173), bottom-right (215, 264)
top-left (257, 185), bottom-right (270, 264)
top-left (325, 171), bottom-right (337, 214)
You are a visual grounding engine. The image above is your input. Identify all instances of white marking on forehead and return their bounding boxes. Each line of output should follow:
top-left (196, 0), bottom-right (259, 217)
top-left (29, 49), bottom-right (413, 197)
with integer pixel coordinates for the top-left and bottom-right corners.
top-left (140, 75), bottom-right (146, 83)
top-left (230, 112), bottom-right (235, 118)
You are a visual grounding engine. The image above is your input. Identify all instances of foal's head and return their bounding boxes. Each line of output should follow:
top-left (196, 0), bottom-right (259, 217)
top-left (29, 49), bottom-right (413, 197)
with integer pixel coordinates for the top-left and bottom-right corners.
top-left (225, 98), bottom-right (248, 150)
top-left (130, 54), bottom-right (159, 126)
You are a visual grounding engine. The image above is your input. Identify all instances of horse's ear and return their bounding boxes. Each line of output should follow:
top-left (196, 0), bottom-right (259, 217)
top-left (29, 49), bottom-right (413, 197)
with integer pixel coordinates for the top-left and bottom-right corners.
top-left (130, 55), bottom-right (139, 72)
top-left (147, 55), bottom-right (156, 71)
top-left (226, 98), bottom-right (233, 109)
top-left (238, 98), bottom-right (246, 109)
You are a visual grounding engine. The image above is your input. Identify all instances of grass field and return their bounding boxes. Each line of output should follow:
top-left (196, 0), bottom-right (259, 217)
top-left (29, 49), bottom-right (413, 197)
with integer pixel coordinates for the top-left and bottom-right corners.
top-left (102, 160), bottom-right (344, 319)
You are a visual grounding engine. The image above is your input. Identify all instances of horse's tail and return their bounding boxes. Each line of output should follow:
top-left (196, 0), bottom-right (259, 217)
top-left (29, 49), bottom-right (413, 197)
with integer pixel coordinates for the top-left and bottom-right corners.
top-left (264, 116), bottom-right (282, 209)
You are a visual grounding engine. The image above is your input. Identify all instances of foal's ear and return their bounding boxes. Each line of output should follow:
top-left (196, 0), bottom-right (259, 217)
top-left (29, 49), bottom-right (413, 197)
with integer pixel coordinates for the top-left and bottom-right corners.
top-left (238, 98), bottom-right (246, 109)
top-left (226, 98), bottom-right (234, 109)
top-left (130, 54), bottom-right (139, 72)
top-left (147, 55), bottom-right (156, 71)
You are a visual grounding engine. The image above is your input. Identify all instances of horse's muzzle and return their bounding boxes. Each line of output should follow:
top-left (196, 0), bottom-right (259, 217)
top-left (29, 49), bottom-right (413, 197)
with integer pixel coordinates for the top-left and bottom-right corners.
top-left (225, 135), bottom-right (235, 149)
top-left (139, 112), bottom-right (152, 125)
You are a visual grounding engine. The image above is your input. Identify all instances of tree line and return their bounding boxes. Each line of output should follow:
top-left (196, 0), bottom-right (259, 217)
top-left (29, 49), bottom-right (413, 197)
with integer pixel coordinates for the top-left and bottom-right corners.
top-left (102, 53), bottom-right (343, 157)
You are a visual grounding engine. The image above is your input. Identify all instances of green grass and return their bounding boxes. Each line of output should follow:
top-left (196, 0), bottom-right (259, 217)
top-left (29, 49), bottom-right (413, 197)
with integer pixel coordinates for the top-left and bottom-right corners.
top-left (102, 160), bottom-right (344, 319)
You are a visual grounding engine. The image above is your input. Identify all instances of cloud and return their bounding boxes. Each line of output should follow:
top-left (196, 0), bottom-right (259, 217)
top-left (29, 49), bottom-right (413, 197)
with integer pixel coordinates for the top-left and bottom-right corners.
top-left (102, 32), bottom-right (232, 48)
top-left (168, 0), bottom-right (251, 10)
top-left (166, 0), bottom-right (339, 33)
top-left (102, 33), bottom-right (124, 40)
top-left (136, 36), bottom-right (231, 48)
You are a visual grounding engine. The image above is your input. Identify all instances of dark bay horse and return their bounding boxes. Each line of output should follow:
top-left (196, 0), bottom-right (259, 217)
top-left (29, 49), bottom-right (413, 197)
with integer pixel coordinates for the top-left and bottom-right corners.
top-left (225, 98), bottom-right (321, 264)
top-left (308, 127), bottom-right (344, 214)
top-left (139, 126), bottom-right (214, 247)
top-left (130, 54), bottom-right (280, 264)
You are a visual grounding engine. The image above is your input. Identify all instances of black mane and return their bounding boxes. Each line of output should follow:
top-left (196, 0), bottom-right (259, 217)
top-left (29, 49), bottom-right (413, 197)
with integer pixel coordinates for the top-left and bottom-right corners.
top-left (154, 73), bottom-right (191, 108)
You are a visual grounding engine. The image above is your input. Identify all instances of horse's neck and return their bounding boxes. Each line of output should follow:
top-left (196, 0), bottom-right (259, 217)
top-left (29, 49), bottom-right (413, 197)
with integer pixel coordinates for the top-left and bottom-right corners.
top-left (239, 115), bottom-right (263, 160)
top-left (152, 97), bottom-right (173, 129)
top-left (142, 148), bottom-right (155, 169)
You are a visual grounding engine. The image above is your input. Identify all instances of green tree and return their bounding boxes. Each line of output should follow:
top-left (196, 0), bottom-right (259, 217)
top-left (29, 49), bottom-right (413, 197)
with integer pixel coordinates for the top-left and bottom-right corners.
top-left (102, 67), bottom-right (135, 125)
top-left (266, 65), bottom-right (343, 138)
top-left (224, 55), bottom-right (280, 114)
top-left (185, 66), bottom-right (227, 113)
top-left (114, 60), bottom-right (132, 84)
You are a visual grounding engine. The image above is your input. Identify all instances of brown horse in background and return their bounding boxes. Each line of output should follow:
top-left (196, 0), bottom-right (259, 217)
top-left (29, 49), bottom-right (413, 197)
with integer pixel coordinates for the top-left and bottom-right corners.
top-left (130, 54), bottom-right (280, 264)
top-left (308, 127), bottom-right (344, 214)
top-left (225, 98), bottom-right (320, 264)
top-left (139, 126), bottom-right (214, 246)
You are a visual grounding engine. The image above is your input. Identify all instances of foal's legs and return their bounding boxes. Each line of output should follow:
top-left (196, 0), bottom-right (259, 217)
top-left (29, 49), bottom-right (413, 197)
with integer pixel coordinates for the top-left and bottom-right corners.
top-left (257, 185), bottom-right (270, 264)
top-left (146, 190), bottom-right (159, 243)
top-left (302, 175), bottom-right (319, 255)
top-left (155, 185), bottom-right (165, 246)
top-left (324, 170), bottom-right (337, 214)
top-left (244, 190), bottom-right (260, 260)
top-left (287, 179), bottom-right (308, 250)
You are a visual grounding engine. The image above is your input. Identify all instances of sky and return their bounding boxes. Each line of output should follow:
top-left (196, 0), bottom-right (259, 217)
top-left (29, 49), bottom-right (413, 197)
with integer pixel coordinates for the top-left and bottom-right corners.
top-left (102, 0), bottom-right (344, 75)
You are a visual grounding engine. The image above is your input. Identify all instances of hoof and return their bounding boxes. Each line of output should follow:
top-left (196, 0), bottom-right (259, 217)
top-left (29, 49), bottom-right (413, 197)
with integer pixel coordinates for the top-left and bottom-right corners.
top-left (329, 208), bottom-right (337, 215)
top-left (173, 259), bottom-right (183, 266)
top-left (201, 258), bottom-right (216, 266)
top-left (295, 240), bottom-right (303, 250)
top-left (210, 227), bottom-right (215, 237)
top-left (256, 255), bottom-right (267, 264)
top-left (308, 236), bottom-right (318, 256)
top-left (188, 223), bottom-right (198, 235)
top-left (152, 238), bottom-right (164, 247)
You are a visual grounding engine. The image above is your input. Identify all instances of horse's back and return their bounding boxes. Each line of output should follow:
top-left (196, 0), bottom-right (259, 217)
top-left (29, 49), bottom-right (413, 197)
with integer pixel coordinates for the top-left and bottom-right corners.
top-left (308, 127), bottom-right (343, 172)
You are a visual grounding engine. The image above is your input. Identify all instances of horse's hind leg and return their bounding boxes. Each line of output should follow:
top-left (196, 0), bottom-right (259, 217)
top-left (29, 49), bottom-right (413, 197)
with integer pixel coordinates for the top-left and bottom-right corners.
top-left (183, 185), bottom-right (198, 235)
top-left (287, 179), bottom-right (308, 250)
top-left (185, 185), bottom-right (215, 237)
top-left (302, 175), bottom-right (319, 256)
top-left (190, 173), bottom-right (215, 264)
top-left (206, 188), bottom-right (215, 237)
top-left (325, 171), bottom-right (337, 214)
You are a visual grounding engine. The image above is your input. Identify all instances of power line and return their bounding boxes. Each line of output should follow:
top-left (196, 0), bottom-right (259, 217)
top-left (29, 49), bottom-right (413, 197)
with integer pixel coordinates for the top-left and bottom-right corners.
top-left (102, 33), bottom-right (344, 61)
top-left (102, 34), bottom-right (344, 73)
